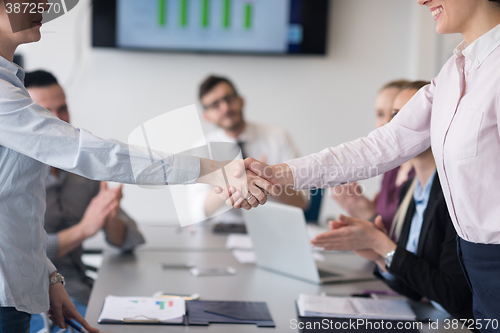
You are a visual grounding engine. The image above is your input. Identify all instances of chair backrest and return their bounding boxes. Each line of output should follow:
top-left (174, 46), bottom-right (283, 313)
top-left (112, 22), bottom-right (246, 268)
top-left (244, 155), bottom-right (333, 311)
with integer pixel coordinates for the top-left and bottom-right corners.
top-left (303, 189), bottom-right (324, 224)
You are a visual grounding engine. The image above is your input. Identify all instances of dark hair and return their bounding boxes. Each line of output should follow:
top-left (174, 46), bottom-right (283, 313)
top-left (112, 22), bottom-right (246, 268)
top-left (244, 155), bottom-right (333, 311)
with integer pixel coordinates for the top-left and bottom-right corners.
top-left (199, 75), bottom-right (239, 100)
top-left (402, 80), bottom-right (430, 91)
top-left (379, 79), bottom-right (411, 93)
top-left (24, 70), bottom-right (58, 89)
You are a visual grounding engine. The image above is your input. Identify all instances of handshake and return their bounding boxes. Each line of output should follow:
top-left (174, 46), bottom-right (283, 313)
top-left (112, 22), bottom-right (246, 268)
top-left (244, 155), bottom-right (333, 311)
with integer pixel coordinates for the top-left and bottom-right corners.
top-left (197, 157), bottom-right (295, 210)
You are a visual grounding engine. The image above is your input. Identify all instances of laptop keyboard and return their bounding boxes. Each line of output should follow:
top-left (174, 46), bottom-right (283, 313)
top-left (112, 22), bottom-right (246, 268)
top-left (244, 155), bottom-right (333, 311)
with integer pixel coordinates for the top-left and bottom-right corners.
top-left (318, 269), bottom-right (341, 278)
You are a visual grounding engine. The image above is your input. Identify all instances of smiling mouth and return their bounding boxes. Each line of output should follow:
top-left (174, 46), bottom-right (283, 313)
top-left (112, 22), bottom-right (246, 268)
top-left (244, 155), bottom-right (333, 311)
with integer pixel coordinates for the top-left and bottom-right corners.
top-left (431, 7), bottom-right (443, 19)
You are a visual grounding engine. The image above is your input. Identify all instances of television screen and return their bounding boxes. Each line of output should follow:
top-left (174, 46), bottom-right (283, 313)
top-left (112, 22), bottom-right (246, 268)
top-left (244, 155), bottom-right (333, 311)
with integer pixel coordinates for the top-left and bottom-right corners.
top-left (93, 0), bottom-right (329, 55)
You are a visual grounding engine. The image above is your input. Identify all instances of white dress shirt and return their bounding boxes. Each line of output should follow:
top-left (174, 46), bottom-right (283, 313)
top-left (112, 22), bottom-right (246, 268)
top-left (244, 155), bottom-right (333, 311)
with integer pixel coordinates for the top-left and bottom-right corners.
top-left (0, 56), bottom-right (200, 314)
top-left (287, 24), bottom-right (500, 244)
top-left (190, 122), bottom-right (301, 223)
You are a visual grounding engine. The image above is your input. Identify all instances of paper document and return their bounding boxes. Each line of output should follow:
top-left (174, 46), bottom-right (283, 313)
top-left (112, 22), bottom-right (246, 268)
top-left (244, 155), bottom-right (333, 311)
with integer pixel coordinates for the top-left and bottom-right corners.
top-left (232, 250), bottom-right (256, 264)
top-left (98, 296), bottom-right (185, 323)
top-left (297, 294), bottom-right (415, 321)
top-left (226, 234), bottom-right (253, 249)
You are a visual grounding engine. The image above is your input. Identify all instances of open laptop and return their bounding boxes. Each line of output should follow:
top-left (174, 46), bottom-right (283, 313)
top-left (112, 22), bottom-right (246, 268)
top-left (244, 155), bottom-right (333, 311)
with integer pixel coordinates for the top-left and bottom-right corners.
top-left (243, 202), bottom-right (376, 284)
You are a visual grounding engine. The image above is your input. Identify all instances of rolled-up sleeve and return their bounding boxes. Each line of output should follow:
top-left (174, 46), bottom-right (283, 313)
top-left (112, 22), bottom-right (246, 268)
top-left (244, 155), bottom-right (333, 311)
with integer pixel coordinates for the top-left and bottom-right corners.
top-left (0, 84), bottom-right (200, 185)
top-left (286, 82), bottom-right (435, 190)
top-left (45, 233), bottom-right (60, 261)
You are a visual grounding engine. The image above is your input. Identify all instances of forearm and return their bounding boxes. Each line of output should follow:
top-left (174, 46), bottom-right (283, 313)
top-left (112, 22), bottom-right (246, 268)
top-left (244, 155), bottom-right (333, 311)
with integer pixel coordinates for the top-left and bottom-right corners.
top-left (285, 89), bottom-right (433, 191)
top-left (56, 224), bottom-right (87, 258)
top-left (104, 217), bottom-right (126, 247)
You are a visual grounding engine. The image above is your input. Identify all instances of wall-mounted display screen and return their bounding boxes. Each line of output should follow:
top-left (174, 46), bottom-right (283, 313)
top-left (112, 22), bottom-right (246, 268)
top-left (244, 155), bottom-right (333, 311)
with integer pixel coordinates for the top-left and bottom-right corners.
top-left (93, 0), bottom-right (329, 55)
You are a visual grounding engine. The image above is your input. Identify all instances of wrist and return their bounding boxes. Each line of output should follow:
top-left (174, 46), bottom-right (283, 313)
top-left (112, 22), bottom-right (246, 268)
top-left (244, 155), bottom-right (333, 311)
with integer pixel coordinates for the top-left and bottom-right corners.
top-left (49, 273), bottom-right (65, 287)
top-left (375, 258), bottom-right (388, 272)
top-left (75, 221), bottom-right (92, 240)
top-left (197, 159), bottom-right (224, 186)
top-left (372, 231), bottom-right (397, 257)
top-left (272, 163), bottom-right (294, 188)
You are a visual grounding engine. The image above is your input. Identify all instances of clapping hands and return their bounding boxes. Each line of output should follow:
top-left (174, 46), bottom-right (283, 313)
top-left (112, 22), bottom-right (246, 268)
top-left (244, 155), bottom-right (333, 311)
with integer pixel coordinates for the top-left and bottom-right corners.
top-left (310, 214), bottom-right (397, 270)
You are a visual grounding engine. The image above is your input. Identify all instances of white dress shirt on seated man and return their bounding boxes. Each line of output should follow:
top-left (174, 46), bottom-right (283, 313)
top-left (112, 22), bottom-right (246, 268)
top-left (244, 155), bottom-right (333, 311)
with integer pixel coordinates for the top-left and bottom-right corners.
top-left (190, 122), bottom-right (301, 224)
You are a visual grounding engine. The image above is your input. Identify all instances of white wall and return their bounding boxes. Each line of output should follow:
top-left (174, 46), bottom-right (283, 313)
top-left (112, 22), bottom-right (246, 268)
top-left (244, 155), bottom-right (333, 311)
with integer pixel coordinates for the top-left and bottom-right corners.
top-left (17, 0), bottom-right (459, 225)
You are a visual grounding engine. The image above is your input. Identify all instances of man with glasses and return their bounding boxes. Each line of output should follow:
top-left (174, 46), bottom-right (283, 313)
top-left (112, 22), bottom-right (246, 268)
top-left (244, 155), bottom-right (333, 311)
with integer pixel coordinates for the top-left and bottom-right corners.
top-left (190, 75), bottom-right (308, 224)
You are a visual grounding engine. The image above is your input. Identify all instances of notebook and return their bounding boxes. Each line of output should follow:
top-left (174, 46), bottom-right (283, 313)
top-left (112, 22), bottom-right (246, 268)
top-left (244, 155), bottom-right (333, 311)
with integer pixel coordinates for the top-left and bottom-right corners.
top-left (297, 294), bottom-right (416, 321)
top-left (98, 296), bottom-right (186, 324)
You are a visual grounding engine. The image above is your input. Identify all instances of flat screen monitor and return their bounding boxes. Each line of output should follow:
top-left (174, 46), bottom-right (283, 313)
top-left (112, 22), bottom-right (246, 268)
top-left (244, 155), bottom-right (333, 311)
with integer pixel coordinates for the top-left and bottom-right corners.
top-left (92, 0), bottom-right (329, 55)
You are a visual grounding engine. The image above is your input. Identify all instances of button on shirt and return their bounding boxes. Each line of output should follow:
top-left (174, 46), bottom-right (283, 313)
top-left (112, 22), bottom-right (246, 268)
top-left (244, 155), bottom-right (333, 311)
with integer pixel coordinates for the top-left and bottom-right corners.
top-left (287, 23), bottom-right (500, 244)
top-left (0, 56), bottom-right (200, 314)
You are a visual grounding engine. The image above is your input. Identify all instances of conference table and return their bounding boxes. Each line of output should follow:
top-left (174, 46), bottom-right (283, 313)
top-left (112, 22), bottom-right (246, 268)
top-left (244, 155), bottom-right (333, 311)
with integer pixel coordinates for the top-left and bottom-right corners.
top-left (85, 224), bottom-right (472, 333)
top-left (83, 223), bottom-right (229, 252)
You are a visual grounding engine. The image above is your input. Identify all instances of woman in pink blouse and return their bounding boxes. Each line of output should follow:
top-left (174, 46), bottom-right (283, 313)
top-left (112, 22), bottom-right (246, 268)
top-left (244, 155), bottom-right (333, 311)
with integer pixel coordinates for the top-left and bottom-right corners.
top-left (228, 0), bottom-right (500, 326)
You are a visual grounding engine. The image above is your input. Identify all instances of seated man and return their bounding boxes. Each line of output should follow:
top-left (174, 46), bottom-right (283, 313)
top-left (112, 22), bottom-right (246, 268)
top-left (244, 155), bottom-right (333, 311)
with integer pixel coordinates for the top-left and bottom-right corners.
top-left (191, 75), bottom-right (308, 224)
top-left (311, 81), bottom-right (473, 320)
top-left (25, 70), bottom-right (145, 332)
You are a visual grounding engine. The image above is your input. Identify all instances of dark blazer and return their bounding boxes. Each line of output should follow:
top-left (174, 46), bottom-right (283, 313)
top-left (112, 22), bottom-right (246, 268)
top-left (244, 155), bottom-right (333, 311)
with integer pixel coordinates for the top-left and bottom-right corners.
top-left (374, 173), bottom-right (473, 320)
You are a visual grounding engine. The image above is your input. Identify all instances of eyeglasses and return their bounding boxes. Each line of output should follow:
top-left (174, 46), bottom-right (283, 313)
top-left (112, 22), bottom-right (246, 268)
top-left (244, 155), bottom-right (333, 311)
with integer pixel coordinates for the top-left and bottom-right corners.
top-left (203, 94), bottom-right (239, 111)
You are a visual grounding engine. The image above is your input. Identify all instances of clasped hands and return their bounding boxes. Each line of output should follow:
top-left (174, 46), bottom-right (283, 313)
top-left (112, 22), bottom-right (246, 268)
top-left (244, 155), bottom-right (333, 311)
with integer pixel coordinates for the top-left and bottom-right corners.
top-left (198, 157), bottom-right (293, 210)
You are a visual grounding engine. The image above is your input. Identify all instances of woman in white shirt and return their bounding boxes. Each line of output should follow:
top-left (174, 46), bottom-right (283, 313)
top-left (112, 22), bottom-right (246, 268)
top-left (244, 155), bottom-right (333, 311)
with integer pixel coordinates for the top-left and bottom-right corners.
top-left (0, 2), bottom-right (275, 332)
top-left (229, 0), bottom-right (500, 328)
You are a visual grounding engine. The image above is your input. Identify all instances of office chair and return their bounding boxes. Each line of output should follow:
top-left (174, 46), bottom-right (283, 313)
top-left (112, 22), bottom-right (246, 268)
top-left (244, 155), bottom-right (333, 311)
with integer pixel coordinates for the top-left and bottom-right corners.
top-left (303, 189), bottom-right (324, 224)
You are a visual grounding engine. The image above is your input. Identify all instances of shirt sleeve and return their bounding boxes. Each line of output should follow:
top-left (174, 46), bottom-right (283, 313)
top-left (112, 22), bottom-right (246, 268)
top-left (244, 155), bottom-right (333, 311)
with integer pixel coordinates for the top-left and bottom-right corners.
top-left (0, 83), bottom-right (200, 186)
top-left (285, 81), bottom-right (435, 190)
top-left (105, 209), bottom-right (146, 252)
top-left (45, 233), bottom-right (60, 261)
top-left (47, 258), bottom-right (57, 276)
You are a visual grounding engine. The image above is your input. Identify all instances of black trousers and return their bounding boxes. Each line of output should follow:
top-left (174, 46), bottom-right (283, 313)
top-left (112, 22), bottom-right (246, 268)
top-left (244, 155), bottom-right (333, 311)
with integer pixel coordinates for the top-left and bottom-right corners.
top-left (457, 237), bottom-right (500, 333)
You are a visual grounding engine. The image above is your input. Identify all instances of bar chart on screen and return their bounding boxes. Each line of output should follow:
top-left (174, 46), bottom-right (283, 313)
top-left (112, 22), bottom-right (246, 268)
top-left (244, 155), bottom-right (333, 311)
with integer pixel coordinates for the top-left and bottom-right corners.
top-left (116, 0), bottom-right (290, 53)
top-left (155, 0), bottom-right (255, 30)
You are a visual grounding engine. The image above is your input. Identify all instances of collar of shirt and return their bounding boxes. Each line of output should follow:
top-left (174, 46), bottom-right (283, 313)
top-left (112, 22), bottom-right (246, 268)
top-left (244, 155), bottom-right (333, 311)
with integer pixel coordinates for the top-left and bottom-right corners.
top-left (405, 170), bottom-right (437, 255)
top-left (454, 23), bottom-right (500, 68)
top-left (216, 122), bottom-right (256, 144)
top-left (413, 170), bottom-right (437, 205)
top-left (0, 54), bottom-right (25, 83)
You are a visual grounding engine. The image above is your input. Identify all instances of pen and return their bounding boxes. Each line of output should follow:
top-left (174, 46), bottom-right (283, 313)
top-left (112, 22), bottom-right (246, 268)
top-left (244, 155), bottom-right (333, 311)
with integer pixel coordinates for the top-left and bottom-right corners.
top-left (64, 318), bottom-right (89, 333)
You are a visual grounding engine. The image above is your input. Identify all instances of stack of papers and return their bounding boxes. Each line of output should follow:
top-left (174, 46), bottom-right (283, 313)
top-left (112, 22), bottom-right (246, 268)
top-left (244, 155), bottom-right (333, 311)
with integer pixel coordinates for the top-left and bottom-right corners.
top-left (297, 294), bottom-right (416, 321)
top-left (226, 234), bottom-right (256, 264)
top-left (98, 296), bottom-right (185, 324)
top-left (226, 234), bottom-right (253, 250)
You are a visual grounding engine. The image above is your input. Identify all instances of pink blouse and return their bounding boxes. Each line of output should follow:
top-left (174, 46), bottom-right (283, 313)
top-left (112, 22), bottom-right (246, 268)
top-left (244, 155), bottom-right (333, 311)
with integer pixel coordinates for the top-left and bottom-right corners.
top-left (287, 24), bottom-right (500, 244)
